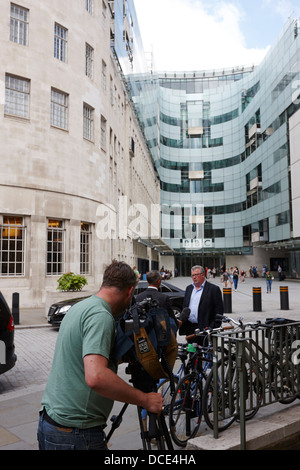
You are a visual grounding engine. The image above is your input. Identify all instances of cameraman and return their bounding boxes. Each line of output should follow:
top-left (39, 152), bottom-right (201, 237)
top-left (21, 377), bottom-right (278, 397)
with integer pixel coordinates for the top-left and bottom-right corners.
top-left (38, 260), bottom-right (163, 451)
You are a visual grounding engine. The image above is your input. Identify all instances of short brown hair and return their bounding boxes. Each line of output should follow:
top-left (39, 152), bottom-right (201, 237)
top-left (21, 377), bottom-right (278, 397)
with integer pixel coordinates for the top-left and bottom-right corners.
top-left (146, 270), bottom-right (161, 285)
top-left (101, 260), bottom-right (137, 291)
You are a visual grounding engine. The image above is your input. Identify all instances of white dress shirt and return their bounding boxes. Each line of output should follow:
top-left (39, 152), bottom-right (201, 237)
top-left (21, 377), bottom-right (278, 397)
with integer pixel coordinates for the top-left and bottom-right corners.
top-left (188, 281), bottom-right (205, 324)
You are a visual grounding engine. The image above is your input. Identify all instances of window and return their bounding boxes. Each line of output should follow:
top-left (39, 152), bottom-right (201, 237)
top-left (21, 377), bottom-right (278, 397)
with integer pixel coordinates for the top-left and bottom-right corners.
top-left (102, 1), bottom-right (107, 28)
top-left (100, 115), bottom-right (107, 151)
top-left (54, 23), bottom-right (67, 62)
top-left (47, 220), bottom-right (64, 275)
top-left (51, 89), bottom-right (68, 130)
top-left (5, 74), bottom-right (30, 118)
top-left (80, 223), bottom-right (91, 274)
top-left (85, 43), bottom-right (94, 79)
top-left (86, 0), bottom-right (93, 14)
top-left (110, 76), bottom-right (114, 105)
top-left (102, 60), bottom-right (107, 92)
top-left (0, 216), bottom-right (25, 276)
top-left (83, 103), bottom-right (94, 141)
top-left (10, 3), bottom-right (29, 45)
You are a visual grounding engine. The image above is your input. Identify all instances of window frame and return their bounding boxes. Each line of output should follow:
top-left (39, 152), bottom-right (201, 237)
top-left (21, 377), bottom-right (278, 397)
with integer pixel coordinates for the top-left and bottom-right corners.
top-left (83, 103), bottom-right (94, 141)
top-left (50, 88), bottom-right (69, 130)
top-left (10, 3), bottom-right (29, 46)
top-left (80, 222), bottom-right (92, 275)
top-left (46, 219), bottom-right (65, 276)
top-left (0, 216), bottom-right (26, 277)
top-left (86, 0), bottom-right (93, 15)
top-left (85, 43), bottom-right (94, 79)
top-left (54, 23), bottom-right (68, 62)
top-left (5, 73), bottom-right (30, 119)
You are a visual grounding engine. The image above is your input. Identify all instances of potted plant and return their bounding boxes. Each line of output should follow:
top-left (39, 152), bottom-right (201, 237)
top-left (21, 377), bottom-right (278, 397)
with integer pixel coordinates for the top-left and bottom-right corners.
top-left (57, 272), bottom-right (88, 292)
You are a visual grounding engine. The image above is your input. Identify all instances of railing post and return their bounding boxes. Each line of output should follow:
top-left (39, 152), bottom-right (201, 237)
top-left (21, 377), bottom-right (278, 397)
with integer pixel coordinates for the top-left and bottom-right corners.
top-left (212, 334), bottom-right (219, 439)
top-left (236, 339), bottom-right (246, 450)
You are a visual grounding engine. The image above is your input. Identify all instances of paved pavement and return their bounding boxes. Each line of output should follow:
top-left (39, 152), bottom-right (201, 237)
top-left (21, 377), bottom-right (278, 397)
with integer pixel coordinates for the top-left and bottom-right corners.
top-left (0, 275), bottom-right (300, 450)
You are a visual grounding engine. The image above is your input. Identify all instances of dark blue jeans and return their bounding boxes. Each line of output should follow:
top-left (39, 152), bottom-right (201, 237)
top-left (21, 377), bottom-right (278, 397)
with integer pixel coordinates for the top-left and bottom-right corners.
top-left (37, 414), bottom-right (108, 450)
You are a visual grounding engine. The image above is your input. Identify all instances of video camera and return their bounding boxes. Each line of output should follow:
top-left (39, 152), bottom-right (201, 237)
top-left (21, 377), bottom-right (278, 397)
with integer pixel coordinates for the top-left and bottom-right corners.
top-left (124, 297), bottom-right (159, 334)
top-left (115, 296), bottom-right (178, 391)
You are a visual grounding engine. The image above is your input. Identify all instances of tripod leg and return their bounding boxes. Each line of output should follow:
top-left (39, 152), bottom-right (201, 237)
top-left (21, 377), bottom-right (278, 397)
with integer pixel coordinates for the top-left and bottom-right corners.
top-left (106, 403), bottom-right (129, 443)
top-left (157, 413), bottom-right (173, 450)
top-left (137, 407), bottom-right (151, 450)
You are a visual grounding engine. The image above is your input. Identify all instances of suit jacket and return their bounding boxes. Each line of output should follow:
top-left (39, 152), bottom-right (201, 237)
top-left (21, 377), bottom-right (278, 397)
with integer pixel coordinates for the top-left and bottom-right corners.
top-left (135, 287), bottom-right (176, 321)
top-left (179, 281), bottom-right (223, 337)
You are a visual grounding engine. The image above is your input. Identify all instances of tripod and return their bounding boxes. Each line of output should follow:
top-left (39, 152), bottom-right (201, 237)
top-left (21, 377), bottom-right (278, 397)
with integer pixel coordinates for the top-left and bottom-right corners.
top-left (106, 363), bottom-right (174, 450)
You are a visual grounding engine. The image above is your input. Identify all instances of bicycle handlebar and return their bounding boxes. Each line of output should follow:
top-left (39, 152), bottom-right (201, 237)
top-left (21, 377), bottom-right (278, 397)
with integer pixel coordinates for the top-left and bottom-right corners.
top-left (185, 324), bottom-right (233, 341)
top-left (216, 314), bottom-right (271, 330)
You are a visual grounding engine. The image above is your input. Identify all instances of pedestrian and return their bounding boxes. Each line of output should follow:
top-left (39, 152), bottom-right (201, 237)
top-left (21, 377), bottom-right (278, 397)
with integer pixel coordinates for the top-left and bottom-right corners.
top-left (179, 265), bottom-right (223, 341)
top-left (229, 267), bottom-right (234, 286)
top-left (278, 265), bottom-right (282, 281)
top-left (133, 265), bottom-right (141, 279)
top-left (266, 270), bottom-right (274, 293)
top-left (223, 268), bottom-right (229, 287)
top-left (37, 260), bottom-right (163, 450)
top-left (233, 266), bottom-right (239, 290)
top-left (135, 270), bottom-right (177, 323)
top-left (240, 268), bottom-right (246, 282)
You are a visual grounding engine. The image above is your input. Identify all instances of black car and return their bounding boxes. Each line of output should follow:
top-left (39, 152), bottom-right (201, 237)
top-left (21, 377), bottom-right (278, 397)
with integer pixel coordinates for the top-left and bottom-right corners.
top-left (0, 291), bottom-right (17, 374)
top-left (47, 280), bottom-right (185, 326)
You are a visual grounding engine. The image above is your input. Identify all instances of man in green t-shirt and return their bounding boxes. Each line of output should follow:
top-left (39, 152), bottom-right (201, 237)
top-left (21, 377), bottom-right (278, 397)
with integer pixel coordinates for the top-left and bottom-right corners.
top-left (37, 260), bottom-right (163, 450)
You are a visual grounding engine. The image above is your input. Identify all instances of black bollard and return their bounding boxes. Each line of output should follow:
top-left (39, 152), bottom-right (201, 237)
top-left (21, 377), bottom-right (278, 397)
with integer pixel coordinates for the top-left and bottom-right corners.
top-left (280, 286), bottom-right (289, 310)
top-left (223, 288), bottom-right (232, 313)
top-left (253, 287), bottom-right (262, 312)
top-left (12, 292), bottom-right (20, 325)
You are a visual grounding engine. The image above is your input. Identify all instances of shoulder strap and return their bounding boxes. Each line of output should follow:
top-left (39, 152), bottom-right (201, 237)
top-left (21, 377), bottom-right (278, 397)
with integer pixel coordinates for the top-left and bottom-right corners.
top-left (131, 306), bottom-right (141, 334)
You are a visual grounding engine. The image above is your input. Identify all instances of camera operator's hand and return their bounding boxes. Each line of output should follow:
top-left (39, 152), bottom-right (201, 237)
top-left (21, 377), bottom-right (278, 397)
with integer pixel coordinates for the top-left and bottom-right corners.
top-left (84, 355), bottom-right (164, 415)
top-left (142, 392), bottom-right (164, 415)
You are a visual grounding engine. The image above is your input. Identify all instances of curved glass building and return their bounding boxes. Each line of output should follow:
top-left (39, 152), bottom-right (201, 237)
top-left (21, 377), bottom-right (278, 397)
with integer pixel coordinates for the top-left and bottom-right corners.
top-left (129, 17), bottom-right (300, 277)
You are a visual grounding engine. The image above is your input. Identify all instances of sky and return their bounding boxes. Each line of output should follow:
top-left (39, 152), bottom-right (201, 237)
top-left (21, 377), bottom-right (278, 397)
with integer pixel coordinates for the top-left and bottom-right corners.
top-left (134, 0), bottom-right (300, 72)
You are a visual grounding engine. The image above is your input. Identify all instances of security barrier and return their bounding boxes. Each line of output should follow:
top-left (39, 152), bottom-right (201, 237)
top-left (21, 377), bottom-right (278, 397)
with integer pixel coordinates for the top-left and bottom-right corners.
top-left (222, 288), bottom-right (232, 313)
top-left (252, 287), bottom-right (262, 312)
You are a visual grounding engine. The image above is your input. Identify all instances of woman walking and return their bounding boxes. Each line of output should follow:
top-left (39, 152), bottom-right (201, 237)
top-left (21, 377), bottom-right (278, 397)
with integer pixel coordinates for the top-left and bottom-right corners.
top-left (233, 267), bottom-right (239, 290)
top-left (266, 270), bottom-right (273, 293)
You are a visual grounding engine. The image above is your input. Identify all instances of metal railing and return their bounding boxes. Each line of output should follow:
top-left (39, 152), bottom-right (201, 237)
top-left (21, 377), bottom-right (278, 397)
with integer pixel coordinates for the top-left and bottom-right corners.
top-left (211, 319), bottom-right (300, 449)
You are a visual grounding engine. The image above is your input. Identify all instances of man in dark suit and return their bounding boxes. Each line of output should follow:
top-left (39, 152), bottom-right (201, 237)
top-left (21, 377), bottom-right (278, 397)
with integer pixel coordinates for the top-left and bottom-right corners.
top-left (135, 270), bottom-right (176, 322)
top-left (179, 265), bottom-right (223, 338)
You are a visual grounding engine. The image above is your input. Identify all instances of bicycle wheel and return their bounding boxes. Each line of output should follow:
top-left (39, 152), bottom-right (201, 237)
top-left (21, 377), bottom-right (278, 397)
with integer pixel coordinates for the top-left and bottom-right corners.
top-left (169, 373), bottom-right (202, 447)
top-left (202, 359), bottom-right (236, 432)
top-left (236, 362), bottom-right (263, 421)
top-left (157, 376), bottom-right (179, 416)
top-left (271, 355), bottom-right (298, 404)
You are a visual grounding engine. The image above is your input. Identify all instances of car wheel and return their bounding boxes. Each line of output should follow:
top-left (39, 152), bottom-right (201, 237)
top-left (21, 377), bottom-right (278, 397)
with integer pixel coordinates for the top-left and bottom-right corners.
top-left (172, 306), bottom-right (181, 318)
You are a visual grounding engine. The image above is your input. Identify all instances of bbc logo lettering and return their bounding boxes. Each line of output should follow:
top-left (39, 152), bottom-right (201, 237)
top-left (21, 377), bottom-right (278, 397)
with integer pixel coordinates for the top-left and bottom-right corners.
top-left (0, 341), bottom-right (6, 365)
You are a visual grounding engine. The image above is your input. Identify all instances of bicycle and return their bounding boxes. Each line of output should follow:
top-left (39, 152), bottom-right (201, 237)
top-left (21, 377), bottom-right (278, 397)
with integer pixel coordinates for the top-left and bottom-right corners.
top-left (168, 324), bottom-right (233, 447)
top-left (157, 343), bottom-right (189, 409)
top-left (202, 315), bottom-right (300, 432)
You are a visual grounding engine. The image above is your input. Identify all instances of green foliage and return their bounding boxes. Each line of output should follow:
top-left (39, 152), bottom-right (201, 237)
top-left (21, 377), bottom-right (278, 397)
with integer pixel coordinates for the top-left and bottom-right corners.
top-left (57, 272), bottom-right (88, 292)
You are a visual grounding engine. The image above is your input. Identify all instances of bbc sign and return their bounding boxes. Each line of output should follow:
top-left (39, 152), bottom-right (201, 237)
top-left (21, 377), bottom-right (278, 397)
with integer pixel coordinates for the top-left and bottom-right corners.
top-left (182, 239), bottom-right (213, 249)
